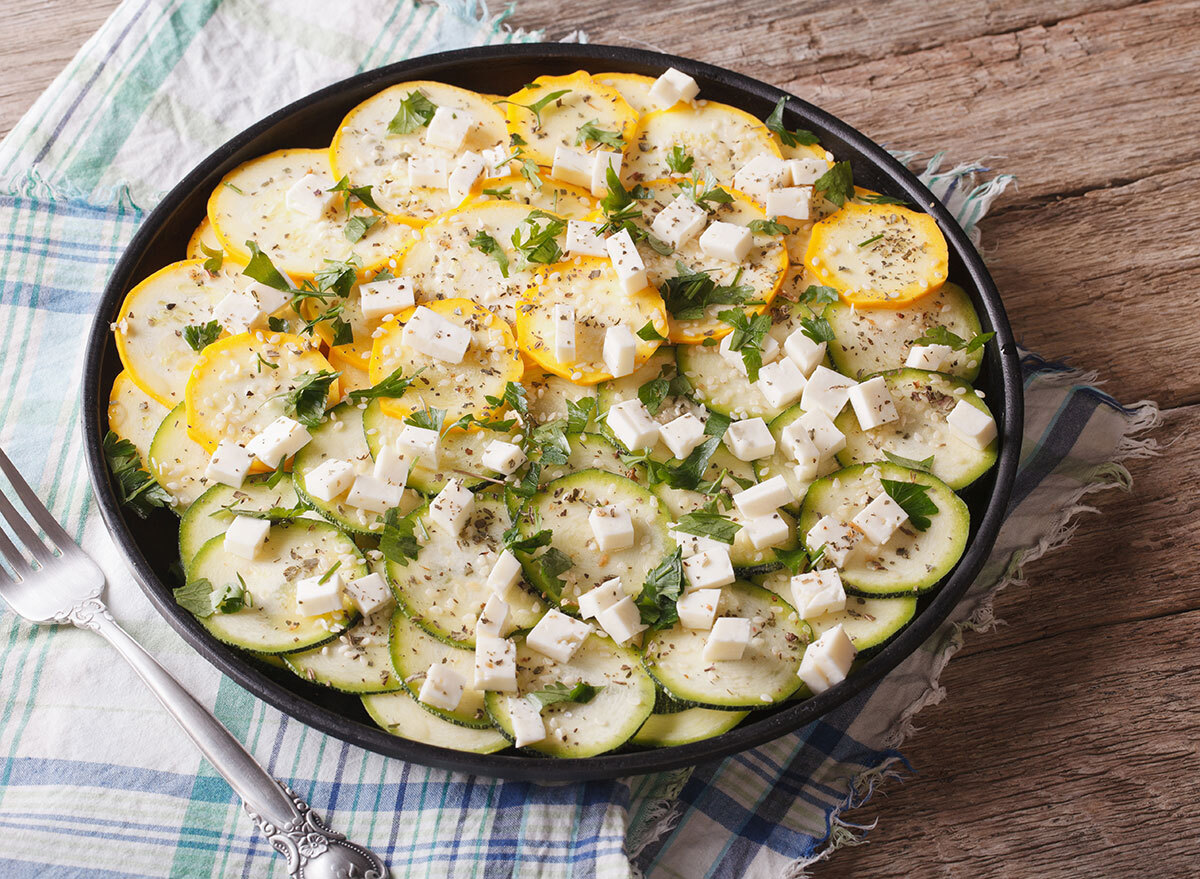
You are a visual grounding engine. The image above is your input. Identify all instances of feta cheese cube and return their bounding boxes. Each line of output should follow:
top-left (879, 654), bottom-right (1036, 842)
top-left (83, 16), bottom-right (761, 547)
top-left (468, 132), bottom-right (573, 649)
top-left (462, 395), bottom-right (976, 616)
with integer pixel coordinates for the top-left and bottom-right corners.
top-left (481, 439), bottom-right (526, 476)
top-left (588, 504), bottom-right (635, 552)
top-left (648, 66), bottom-right (700, 108)
top-left (650, 195), bottom-right (708, 249)
top-left (765, 186), bottom-right (812, 220)
top-left (659, 412), bottom-right (706, 460)
top-left (847, 376), bottom-right (899, 430)
top-left (795, 409), bottom-right (846, 459)
top-left (732, 155), bottom-right (788, 201)
top-left (602, 324), bottom-right (637, 378)
top-left (682, 548), bottom-right (736, 591)
top-left (424, 105), bottom-right (475, 152)
top-left (702, 617), bottom-right (752, 661)
top-left (245, 281), bottom-right (291, 319)
top-left (475, 592), bottom-right (510, 638)
top-left (720, 330), bottom-right (779, 375)
top-left (670, 530), bottom-right (727, 559)
top-left (605, 228), bottom-right (648, 294)
top-left (481, 145), bottom-right (513, 177)
top-left (732, 475), bottom-right (793, 518)
top-left (304, 458), bottom-right (355, 502)
top-left (474, 635), bottom-right (517, 691)
top-left (785, 157), bottom-right (829, 186)
top-left (596, 595), bottom-right (647, 645)
top-left (801, 365), bottom-right (856, 418)
top-left (853, 493), bottom-right (908, 545)
top-left (507, 695), bottom-right (546, 747)
top-left (487, 548), bottom-right (524, 600)
top-left (396, 425), bottom-right (439, 467)
top-left (344, 572), bottom-right (393, 616)
top-left (699, 221), bottom-right (753, 263)
top-left (245, 416), bottom-right (311, 468)
top-left (565, 219), bottom-right (609, 257)
top-left (605, 399), bottom-right (660, 451)
top-left (224, 515), bottom-right (271, 560)
top-left (407, 155), bottom-right (448, 189)
top-left (783, 327), bottom-right (827, 376)
top-left (295, 571), bottom-right (343, 616)
top-left (346, 473), bottom-right (404, 513)
top-left (676, 589), bottom-right (721, 630)
top-left (755, 358), bottom-right (807, 409)
top-left (577, 577), bottom-right (625, 620)
top-left (743, 512), bottom-right (790, 550)
top-left (798, 623), bottom-right (857, 694)
top-left (448, 150), bottom-right (486, 201)
top-left (285, 172), bottom-right (336, 220)
top-left (205, 439), bottom-right (254, 488)
top-left (805, 515), bottom-right (861, 568)
top-left (723, 417), bottom-right (776, 461)
top-left (946, 399), bottom-right (998, 449)
top-left (553, 303), bottom-right (576, 363)
top-left (401, 306), bottom-right (471, 364)
top-left (359, 276), bottom-right (415, 322)
top-left (790, 569), bottom-right (846, 620)
top-left (590, 149), bottom-right (622, 197)
top-left (781, 420), bottom-right (821, 479)
top-left (551, 144), bottom-right (593, 188)
top-left (372, 443), bottom-right (410, 488)
top-left (418, 662), bottom-right (465, 712)
top-left (429, 478), bottom-right (474, 535)
top-left (905, 343), bottom-right (954, 371)
top-left (525, 609), bottom-right (592, 664)
top-left (211, 290), bottom-right (262, 336)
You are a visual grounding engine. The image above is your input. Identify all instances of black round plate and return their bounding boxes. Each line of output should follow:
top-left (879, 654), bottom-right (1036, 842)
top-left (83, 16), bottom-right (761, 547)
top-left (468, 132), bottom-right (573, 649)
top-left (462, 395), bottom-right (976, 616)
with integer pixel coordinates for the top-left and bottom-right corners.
top-left (81, 43), bottom-right (1022, 782)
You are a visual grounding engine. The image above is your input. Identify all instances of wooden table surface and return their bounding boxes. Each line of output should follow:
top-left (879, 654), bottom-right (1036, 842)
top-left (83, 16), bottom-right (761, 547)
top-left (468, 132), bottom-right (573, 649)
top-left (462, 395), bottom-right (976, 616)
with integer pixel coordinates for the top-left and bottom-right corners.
top-left (3, 1), bottom-right (1197, 875)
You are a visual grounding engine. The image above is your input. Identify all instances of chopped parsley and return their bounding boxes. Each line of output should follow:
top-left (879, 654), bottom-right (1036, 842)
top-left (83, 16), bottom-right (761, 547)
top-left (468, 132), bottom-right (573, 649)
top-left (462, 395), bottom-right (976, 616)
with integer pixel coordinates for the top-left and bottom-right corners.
top-left (469, 230), bottom-right (509, 278)
top-left (348, 365), bottom-right (425, 402)
top-left (800, 284), bottom-right (840, 305)
top-left (774, 544), bottom-right (825, 575)
top-left (764, 97), bottom-right (820, 147)
top-left (635, 548), bottom-right (684, 630)
top-left (328, 175), bottom-right (384, 213)
top-left (387, 89), bottom-right (437, 135)
top-left (199, 243), bottom-right (223, 273)
top-left (243, 240), bottom-right (294, 292)
top-left (666, 144), bottom-right (694, 174)
top-left (575, 119), bottom-right (625, 150)
top-left (814, 161), bottom-right (854, 207)
top-left (748, 219), bottom-right (790, 235)
top-left (565, 397), bottom-right (596, 434)
top-left (496, 88), bottom-right (571, 130)
top-left (637, 365), bottom-right (692, 416)
top-left (800, 315), bottom-right (836, 345)
top-left (102, 431), bottom-right (172, 518)
top-left (912, 325), bottom-right (995, 353)
top-left (343, 213), bottom-right (378, 243)
top-left (672, 511), bottom-right (741, 544)
top-left (275, 370), bottom-right (340, 429)
top-left (511, 212), bottom-right (565, 267)
top-left (718, 309), bottom-right (771, 381)
top-left (883, 450), bottom-right (934, 472)
top-left (660, 262), bottom-right (753, 321)
top-left (858, 232), bottom-right (885, 248)
top-left (378, 507), bottom-right (423, 567)
top-left (183, 320), bottom-right (221, 352)
top-left (637, 321), bottom-right (667, 342)
top-left (880, 479), bottom-right (938, 531)
top-left (526, 681), bottom-right (603, 709)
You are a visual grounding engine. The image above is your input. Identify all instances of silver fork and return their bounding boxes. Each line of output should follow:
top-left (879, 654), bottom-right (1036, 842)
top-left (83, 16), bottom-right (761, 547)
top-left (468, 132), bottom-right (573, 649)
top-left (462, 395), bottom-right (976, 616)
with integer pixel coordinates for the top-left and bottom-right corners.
top-left (0, 446), bottom-right (388, 879)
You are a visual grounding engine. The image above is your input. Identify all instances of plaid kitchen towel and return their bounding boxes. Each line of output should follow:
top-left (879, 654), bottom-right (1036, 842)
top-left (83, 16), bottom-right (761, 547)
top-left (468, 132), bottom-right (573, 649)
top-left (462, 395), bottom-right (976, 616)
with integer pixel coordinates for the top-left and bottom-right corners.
top-left (0, 1), bottom-right (1159, 877)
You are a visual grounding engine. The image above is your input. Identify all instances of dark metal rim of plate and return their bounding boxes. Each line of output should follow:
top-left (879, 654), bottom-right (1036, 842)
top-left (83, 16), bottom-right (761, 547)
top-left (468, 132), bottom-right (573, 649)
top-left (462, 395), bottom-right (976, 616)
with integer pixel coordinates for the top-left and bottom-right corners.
top-left (80, 43), bottom-right (1023, 782)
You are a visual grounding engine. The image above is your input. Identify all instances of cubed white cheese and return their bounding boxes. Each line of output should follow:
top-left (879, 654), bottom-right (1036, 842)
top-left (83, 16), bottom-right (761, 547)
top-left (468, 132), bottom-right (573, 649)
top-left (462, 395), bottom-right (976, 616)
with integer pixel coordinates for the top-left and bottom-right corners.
top-left (605, 399), bottom-right (660, 451)
top-left (525, 609), bottom-right (592, 664)
top-left (682, 548), bottom-right (736, 591)
top-left (670, 530), bottom-right (727, 559)
top-left (481, 439), bottom-right (526, 476)
top-left (407, 155), bottom-right (448, 189)
top-left (577, 577), bottom-right (625, 620)
top-left (401, 306), bottom-right (471, 364)
top-left (285, 172), bottom-right (336, 220)
top-left (764, 186), bottom-right (812, 220)
top-left (946, 399), bottom-right (997, 449)
top-left (785, 157), bottom-right (829, 186)
top-left (723, 417), bottom-right (776, 461)
top-left (797, 623), bottom-right (857, 694)
top-left (650, 195), bottom-right (708, 249)
top-left (486, 549), bottom-right (524, 600)
top-left (424, 105), bottom-right (475, 152)
top-left (565, 219), bottom-right (609, 257)
top-left (699, 221), bottom-right (753, 263)
top-left (346, 473), bottom-right (404, 513)
top-left (805, 515), bottom-right (861, 568)
top-left (605, 228), bottom-right (648, 294)
top-left (732, 475), bottom-right (794, 518)
top-left (789, 568), bottom-right (846, 619)
top-left (224, 515), bottom-right (271, 560)
top-left (448, 150), bottom-right (487, 201)
top-left (755, 358), bottom-right (807, 409)
top-left (847, 376), bottom-right (899, 430)
top-left (720, 330), bottom-right (779, 376)
top-left (905, 343), bottom-right (954, 371)
top-left (702, 617), bottom-right (752, 661)
top-left (396, 424), bottom-right (439, 467)
top-left (596, 595), bottom-right (646, 645)
top-left (552, 303), bottom-right (576, 363)
top-left (205, 439), bottom-right (254, 488)
top-left (474, 635), bottom-right (517, 691)
top-left (780, 420), bottom-right (821, 479)
top-left (659, 412), bottom-right (706, 460)
top-left (551, 144), bottom-right (593, 188)
top-left (372, 443), bottom-right (410, 488)
top-left (359, 276), bottom-right (416, 322)
top-left (590, 149), bottom-right (622, 197)
top-left (732, 154), bottom-right (788, 201)
top-left (648, 66), bottom-right (700, 108)
top-left (801, 365), bottom-right (856, 418)
top-left (795, 409), bottom-right (846, 459)
top-left (602, 324), bottom-right (637, 378)
top-left (475, 592), bottom-right (510, 638)
top-left (295, 571), bottom-right (343, 616)
top-left (676, 589), bottom-right (721, 630)
top-left (211, 290), bottom-right (262, 336)
top-left (507, 695), bottom-right (546, 747)
top-left (429, 478), bottom-right (474, 535)
top-left (344, 571), bottom-right (393, 617)
top-left (743, 512), bottom-right (790, 550)
top-left (852, 493), bottom-right (908, 545)
top-left (418, 662), bottom-right (465, 712)
top-left (481, 145), bottom-right (513, 177)
top-left (245, 416), bottom-right (311, 468)
top-left (588, 504), bottom-right (635, 552)
top-left (244, 281), bottom-right (290, 319)
top-left (304, 458), bottom-right (355, 502)
top-left (783, 326), bottom-right (827, 376)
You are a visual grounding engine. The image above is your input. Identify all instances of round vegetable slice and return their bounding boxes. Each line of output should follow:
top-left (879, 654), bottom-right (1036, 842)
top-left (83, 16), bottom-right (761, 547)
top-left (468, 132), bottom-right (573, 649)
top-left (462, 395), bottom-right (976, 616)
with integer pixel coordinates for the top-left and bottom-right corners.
top-left (148, 403), bottom-right (212, 508)
top-left (285, 611), bottom-right (403, 694)
top-left (593, 71), bottom-right (657, 116)
top-left (108, 371), bottom-right (169, 466)
top-left (632, 707), bottom-right (750, 748)
top-left (179, 472), bottom-right (309, 568)
top-left (752, 402), bottom-right (842, 511)
top-left (362, 690), bottom-right (509, 754)
top-left (187, 217), bottom-right (223, 260)
top-left (390, 609), bottom-right (492, 727)
top-left (523, 367), bottom-right (597, 426)
top-left (804, 203), bottom-right (948, 307)
top-left (537, 432), bottom-right (634, 484)
top-left (466, 172), bottom-right (598, 219)
top-left (622, 102), bottom-right (780, 185)
top-left (329, 352), bottom-right (373, 393)
top-left (502, 71), bottom-right (638, 167)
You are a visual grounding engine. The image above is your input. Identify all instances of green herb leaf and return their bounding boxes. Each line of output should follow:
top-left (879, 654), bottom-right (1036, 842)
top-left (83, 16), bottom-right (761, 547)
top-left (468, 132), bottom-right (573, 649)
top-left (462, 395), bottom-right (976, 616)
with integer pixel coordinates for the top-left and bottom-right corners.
top-left (344, 214), bottom-right (379, 243)
top-left (505, 528), bottom-right (552, 554)
top-left (243, 241), bottom-right (294, 292)
top-left (857, 192), bottom-right (909, 206)
top-left (635, 547), bottom-right (684, 629)
top-left (883, 451), bottom-right (934, 472)
top-left (764, 97), bottom-right (820, 147)
top-left (703, 410), bottom-right (731, 439)
top-left (598, 167), bottom-right (643, 231)
top-left (330, 316), bottom-right (354, 347)
top-left (964, 331), bottom-right (996, 353)
top-left (800, 315), bottom-right (836, 345)
top-left (183, 320), bottom-right (222, 352)
top-left (387, 89), bottom-right (437, 134)
top-left (199, 243), bottom-right (224, 273)
top-left (275, 370), bottom-right (340, 428)
top-left (718, 309), bottom-right (772, 382)
top-left (661, 262), bottom-right (753, 321)
top-left (774, 544), bottom-right (825, 575)
top-left (265, 459), bottom-right (287, 488)
top-left (102, 431), bottom-right (172, 518)
top-left (666, 144), bottom-right (694, 174)
top-left (469, 230), bottom-right (509, 278)
top-left (175, 579), bottom-right (216, 617)
top-left (484, 381), bottom-right (528, 415)
top-left (524, 546), bottom-right (574, 602)
top-left (348, 365), bottom-right (425, 402)
top-left (214, 574), bottom-right (250, 614)
top-left (814, 161), bottom-right (854, 207)
top-left (313, 256), bottom-right (361, 299)
top-left (565, 397), bottom-right (596, 434)
top-left (858, 232), bottom-right (885, 248)
top-left (526, 681), bottom-right (602, 710)
top-left (680, 170), bottom-right (732, 211)
top-left (378, 507), bottom-right (424, 567)
top-left (511, 212), bottom-right (565, 267)
top-left (496, 88), bottom-right (571, 130)
top-left (328, 175), bottom-right (384, 213)
top-left (216, 502), bottom-right (309, 523)
top-left (748, 219), bottom-right (790, 235)
top-left (637, 321), bottom-right (666, 342)
top-left (575, 119), bottom-right (625, 150)
top-left (481, 185), bottom-right (512, 198)
top-left (880, 479), bottom-right (938, 531)
top-left (673, 511), bottom-right (742, 544)
top-left (223, 182), bottom-right (244, 195)
top-left (801, 284), bottom-right (840, 304)
top-left (405, 406), bottom-right (446, 434)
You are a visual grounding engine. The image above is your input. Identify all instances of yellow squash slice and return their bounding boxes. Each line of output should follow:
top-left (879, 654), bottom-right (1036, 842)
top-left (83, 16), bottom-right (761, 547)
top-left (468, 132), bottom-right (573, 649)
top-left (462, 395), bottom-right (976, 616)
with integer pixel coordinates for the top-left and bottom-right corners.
top-left (329, 351), bottom-right (373, 393)
top-left (208, 148), bottom-right (420, 279)
top-left (107, 371), bottom-right (169, 465)
top-left (369, 298), bottom-right (522, 424)
top-left (186, 217), bottom-right (223, 261)
top-left (804, 203), bottom-right (948, 307)
top-left (466, 171), bottom-right (598, 219)
top-left (184, 332), bottom-right (340, 452)
top-left (515, 257), bottom-right (667, 385)
top-left (622, 102), bottom-right (779, 185)
top-left (503, 71), bottom-right (638, 167)
top-left (593, 72), bottom-right (657, 116)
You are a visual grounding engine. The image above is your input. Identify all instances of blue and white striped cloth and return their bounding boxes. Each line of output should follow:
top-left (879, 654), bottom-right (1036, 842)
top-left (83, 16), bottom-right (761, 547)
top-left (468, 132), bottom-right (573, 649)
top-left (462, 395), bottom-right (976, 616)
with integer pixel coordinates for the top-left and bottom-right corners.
top-left (0, 2), bottom-right (1159, 876)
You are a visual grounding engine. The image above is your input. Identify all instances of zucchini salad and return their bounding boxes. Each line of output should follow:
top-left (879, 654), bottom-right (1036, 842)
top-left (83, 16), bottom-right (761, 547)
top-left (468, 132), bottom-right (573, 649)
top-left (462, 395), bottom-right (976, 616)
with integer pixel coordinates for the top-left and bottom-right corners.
top-left (105, 66), bottom-right (999, 757)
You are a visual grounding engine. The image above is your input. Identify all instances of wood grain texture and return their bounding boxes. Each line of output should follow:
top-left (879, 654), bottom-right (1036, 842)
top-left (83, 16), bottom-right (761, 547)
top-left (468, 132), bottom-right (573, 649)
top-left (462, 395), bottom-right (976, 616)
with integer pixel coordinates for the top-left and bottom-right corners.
top-left (2, 1), bottom-right (1196, 877)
